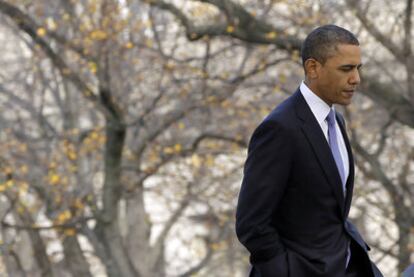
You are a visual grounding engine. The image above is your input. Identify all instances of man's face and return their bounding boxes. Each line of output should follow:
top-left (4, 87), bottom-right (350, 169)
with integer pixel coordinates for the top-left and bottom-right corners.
top-left (314, 44), bottom-right (362, 106)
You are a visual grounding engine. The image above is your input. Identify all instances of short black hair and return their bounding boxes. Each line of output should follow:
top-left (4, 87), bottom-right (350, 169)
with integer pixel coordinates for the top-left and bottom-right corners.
top-left (301, 25), bottom-right (359, 66)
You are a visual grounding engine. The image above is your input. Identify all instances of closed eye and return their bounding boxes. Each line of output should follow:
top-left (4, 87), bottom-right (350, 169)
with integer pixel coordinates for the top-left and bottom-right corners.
top-left (340, 67), bottom-right (353, 72)
top-left (339, 64), bottom-right (362, 72)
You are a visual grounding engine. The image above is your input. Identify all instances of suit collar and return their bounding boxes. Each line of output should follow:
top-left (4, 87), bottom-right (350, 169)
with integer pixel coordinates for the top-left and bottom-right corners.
top-left (293, 88), bottom-right (347, 215)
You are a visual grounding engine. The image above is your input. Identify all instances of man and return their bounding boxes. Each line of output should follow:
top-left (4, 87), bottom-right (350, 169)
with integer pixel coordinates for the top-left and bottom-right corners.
top-left (235, 25), bottom-right (383, 277)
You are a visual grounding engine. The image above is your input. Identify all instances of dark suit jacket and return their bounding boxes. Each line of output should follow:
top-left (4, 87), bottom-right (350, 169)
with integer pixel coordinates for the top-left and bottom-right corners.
top-left (236, 89), bottom-right (383, 277)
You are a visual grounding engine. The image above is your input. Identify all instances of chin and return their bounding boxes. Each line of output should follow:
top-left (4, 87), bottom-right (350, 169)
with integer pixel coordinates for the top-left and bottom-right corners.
top-left (335, 99), bottom-right (352, 106)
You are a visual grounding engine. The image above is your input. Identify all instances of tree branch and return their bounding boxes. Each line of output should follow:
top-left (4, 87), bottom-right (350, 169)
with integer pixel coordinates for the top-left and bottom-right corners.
top-left (148, 0), bottom-right (301, 50)
top-left (360, 76), bottom-right (414, 128)
top-left (403, 0), bottom-right (413, 57)
top-left (0, 1), bottom-right (116, 119)
top-left (346, 0), bottom-right (405, 63)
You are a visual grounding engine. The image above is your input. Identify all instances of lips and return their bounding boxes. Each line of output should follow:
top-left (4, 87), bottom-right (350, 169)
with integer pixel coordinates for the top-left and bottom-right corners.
top-left (343, 90), bottom-right (354, 94)
top-left (342, 90), bottom-right (354, 99)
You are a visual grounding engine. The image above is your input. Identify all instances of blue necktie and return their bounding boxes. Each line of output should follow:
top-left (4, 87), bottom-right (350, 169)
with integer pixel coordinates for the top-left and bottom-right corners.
top-left (327, 109), bottom-right (350, 268)
top-left (326, 109), bottom-right (346, 193)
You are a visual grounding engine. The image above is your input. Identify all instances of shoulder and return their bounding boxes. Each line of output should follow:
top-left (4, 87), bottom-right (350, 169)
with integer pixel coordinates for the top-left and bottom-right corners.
top-left (251, 100), bottom-right (297, 142)
top-left (263, 93), bottom-right (300, 129)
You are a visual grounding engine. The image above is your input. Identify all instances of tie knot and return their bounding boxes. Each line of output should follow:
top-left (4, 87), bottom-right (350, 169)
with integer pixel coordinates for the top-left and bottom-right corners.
top-left (326, 109), bottom-right (336, 126)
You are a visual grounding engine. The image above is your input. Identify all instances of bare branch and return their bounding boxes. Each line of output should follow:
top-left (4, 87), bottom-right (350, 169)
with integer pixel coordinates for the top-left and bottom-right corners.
top-left (360, 77), bottom-right (414, 128)
top-left (1, 218), bottom-right (86, 231)
top-left (346, 0), bottom-right (405, 62)
top-left (373, 118), bottom-right (393, 158)
top-left (179, 243), bottom-right (214, 276)
top-left (350, 131), bottom-right (399, 198)
top-left (148, 0), bottom-right (301, 50)
top-left (403, 0), bottom-right (413, 57)
top-left (0, 1), bottom-right (117, 119)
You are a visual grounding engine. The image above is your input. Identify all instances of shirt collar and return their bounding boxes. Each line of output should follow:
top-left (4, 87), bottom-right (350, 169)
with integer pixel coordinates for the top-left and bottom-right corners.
top-left (300, 81), bottom-right (333, 124)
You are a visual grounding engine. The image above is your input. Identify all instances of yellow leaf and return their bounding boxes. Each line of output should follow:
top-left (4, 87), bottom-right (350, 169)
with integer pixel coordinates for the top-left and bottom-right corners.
top-left (46, 17), bottom-right (57, 31)
top-left (164, 62), bottom-right (175, 70)
top-left (3, 167), bottom-right (12, 175)
top-left (55, 194), bottom-right (62, 204)
top-left (125, 42), bottom-right (134, 49)
top-left (63, 13), bottom-right (70, 21)
top-left (220, 72), bottom-right (229, 79)
top-left (265, 31), bottom-right (277, 39)
top-left (67, 151), bottom-right (77, 161)
top-left (143, 167), bottom-right (155, 174)
top-left (178, 122), bottom-right (185, 130)
top-left (19, 144), bottom-right (28, 152)
top-left (6, 180), bottom-right (14, 188)
top-left (145, 38), bottom-right (153, 48)
top-left (37, 28), bottom-right (47, 37)
top-left (163, 147), bottom-right (174, 154)
top-left (273, 84), bottom-right (281, 93)
top-left (148, 150), bottom-right (159, 163)
top-left (0, 184), bottom-right (6, 192)
top-left (57, 210), bottom-right (72, 223)
top-left (143, 19), bottom-right (152, 28)
top-left (291, 50), bottom-right (300, 62)
top-left (18, 182), bottom-right (28, 195)
top-left (88, 62), bottom-right (97, 74)
top-left (260, 108), bottom-right (270, 117)
top-left (88, 1), bottom-right (97, 13)
top-left (49, 174), bottom-right (60, 185)
top-left (64, 228), bottom-right (76, 236)
top-left (191, 154), bottom-right (201, 168)
top-left (226, 25), bottom-right (235, 33)
top-left (74, 199), bottom-right (84, 210)
top-left (90, 30), bottom-right (108, 40)
top-left (206, 155), bottom-right (215, 167)
top-left (221, 100), bottom-right (230, 108)
top-left (174, 144), bottom-right (182, 152)
top-left (62, 68), bottom-right (71, 75)
top-left (71, 128), bottom-right (80, 136)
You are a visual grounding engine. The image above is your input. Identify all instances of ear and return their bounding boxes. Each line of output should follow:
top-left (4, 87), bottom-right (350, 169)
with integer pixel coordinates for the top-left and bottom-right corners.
top-left (304, 58), bottom-right (319, 79)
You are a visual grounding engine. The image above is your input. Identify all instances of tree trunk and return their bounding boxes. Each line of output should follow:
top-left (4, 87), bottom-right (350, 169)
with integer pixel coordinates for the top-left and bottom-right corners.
top-left (395, 209), bottom-right (412, 273)
top-left (62, 236), bottom-right (92, 277)
top-left (125, 187), bottom-right (154, 276)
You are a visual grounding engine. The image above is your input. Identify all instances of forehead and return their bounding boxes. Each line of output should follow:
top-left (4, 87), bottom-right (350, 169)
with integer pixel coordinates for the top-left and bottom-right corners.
top-left (327, 44), bottom-right (361, 64)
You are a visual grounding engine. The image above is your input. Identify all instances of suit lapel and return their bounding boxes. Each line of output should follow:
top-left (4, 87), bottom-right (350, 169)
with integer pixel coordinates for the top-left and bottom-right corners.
top-left (293, 90), bottom-right (345, 215)
top-left (336, 114), bottom-right (355, 218)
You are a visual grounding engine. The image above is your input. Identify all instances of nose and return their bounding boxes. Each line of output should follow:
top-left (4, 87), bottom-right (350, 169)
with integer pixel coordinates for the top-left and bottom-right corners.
top-left (349, 69), bottom-right (360, 85)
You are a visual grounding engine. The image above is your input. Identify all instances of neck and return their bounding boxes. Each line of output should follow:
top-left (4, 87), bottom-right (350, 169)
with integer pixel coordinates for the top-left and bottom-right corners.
top-left (303, 79), bottom-right (333, 107)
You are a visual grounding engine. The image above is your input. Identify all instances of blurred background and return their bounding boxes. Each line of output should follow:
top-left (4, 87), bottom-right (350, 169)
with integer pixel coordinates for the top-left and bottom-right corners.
top-left (0, 0), bottom-right (413, 276)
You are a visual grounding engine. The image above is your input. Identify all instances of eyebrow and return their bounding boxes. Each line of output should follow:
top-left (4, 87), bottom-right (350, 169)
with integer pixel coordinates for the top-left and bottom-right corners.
top-left (338, 64), bottom-right (363, 69)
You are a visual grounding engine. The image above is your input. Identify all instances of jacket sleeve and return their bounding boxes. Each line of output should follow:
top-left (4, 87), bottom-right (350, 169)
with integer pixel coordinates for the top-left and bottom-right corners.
top-left (235, 119), bottom-right (292, 272)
